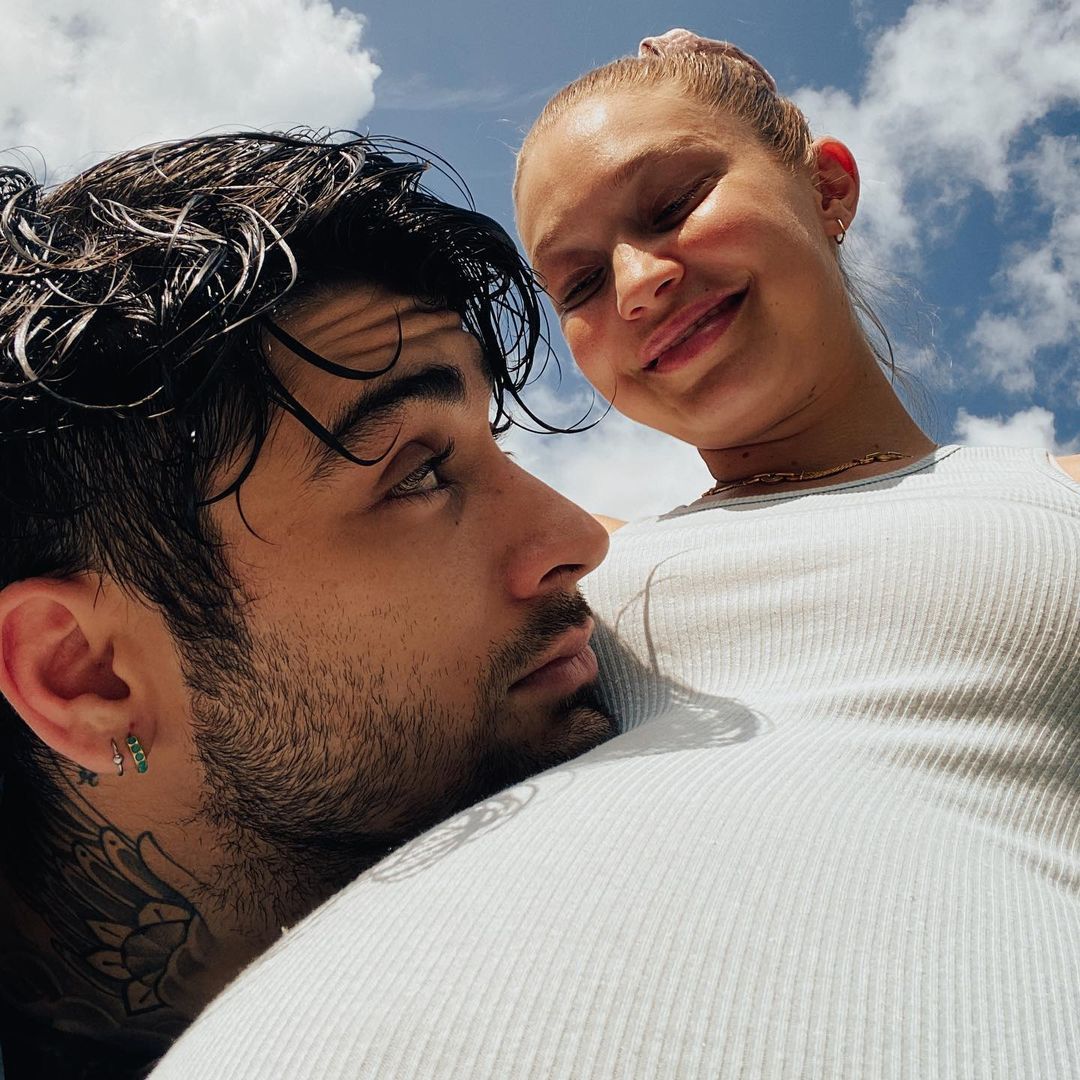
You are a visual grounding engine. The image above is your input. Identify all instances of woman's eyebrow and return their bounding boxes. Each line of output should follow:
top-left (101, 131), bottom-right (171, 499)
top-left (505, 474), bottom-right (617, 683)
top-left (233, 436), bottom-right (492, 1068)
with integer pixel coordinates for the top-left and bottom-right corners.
top-left (609, 136), bottom-right (719, 190)
top-left (531, 138), bottom-right (722, 265)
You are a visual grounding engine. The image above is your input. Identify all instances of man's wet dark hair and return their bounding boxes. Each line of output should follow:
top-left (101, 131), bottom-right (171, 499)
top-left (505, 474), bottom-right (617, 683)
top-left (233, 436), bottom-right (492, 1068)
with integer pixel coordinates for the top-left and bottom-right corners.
top-left (0, 129), bottom-right (547, 790)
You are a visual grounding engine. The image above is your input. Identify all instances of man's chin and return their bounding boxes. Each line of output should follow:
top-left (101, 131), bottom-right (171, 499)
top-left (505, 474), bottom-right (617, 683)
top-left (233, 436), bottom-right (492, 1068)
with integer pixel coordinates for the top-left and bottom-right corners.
top-left (298, 689), bottom-right (618, 892)
top-left (552, 682), bottom-right (619, 756)
top-left (471, 682), bottom-right (617, 801)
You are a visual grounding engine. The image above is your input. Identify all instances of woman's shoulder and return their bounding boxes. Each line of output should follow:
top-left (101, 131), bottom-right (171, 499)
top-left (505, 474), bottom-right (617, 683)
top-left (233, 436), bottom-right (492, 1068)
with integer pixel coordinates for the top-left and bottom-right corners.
top-left (592, 514), bottom-right (627, 534)
top-left (1055, 455), bottom-right (1080, 483)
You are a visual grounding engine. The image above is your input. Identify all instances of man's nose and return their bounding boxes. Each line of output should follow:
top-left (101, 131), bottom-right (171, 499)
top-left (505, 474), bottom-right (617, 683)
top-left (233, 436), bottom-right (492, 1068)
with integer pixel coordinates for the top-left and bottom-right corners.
top-left (503, 463), bottom-right (610, 602)
top-left (613, 242), bottom-right (683, 321)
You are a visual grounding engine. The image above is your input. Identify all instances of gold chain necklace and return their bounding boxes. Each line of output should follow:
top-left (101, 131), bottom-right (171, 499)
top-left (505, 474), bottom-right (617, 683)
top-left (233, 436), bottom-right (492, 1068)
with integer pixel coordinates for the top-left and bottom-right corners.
top-left (701, 450), bottom-right (908, 499)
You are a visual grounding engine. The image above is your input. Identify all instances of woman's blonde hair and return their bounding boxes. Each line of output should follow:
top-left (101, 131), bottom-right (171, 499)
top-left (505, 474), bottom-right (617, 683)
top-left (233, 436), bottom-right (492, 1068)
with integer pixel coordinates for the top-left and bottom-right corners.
top-left (515, 42), bottom-right (815, 196)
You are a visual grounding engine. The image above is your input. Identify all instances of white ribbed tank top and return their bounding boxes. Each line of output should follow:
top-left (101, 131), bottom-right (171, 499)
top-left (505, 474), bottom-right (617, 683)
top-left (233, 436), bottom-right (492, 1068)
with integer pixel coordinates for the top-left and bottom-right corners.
top-left (153, 445), bottom-right (1080, 1079)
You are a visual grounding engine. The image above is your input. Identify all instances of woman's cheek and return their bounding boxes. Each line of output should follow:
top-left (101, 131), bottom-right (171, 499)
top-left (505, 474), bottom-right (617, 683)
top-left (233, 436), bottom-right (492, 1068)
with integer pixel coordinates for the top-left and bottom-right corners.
top-left (567, 322), bottom-right (618, 395)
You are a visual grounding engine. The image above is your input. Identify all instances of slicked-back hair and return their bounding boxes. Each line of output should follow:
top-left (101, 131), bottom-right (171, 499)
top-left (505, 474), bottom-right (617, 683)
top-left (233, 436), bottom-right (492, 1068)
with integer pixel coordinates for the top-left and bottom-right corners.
top-left (0, 130), bottom-right (546, 788)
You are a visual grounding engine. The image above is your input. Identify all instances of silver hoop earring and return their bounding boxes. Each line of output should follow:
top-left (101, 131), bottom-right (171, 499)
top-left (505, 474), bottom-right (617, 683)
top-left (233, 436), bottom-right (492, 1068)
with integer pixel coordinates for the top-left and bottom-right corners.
top-left (111, 738), bottom-right (124, 777)
top-left (835, 219), bottom-right (847, 245)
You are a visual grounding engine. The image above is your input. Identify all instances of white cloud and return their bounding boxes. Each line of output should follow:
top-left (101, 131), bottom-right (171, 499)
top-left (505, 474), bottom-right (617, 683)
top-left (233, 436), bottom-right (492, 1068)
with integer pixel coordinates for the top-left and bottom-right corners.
top-left (795, 0), bottom-right (1080, 263)
top-left (505, 382), bottom-right (709, 522)
top-left (954, 405), bottom-right (1078, 452)
top-left (850, 0), bottom-right (875, 32)
top-left (792, 0), bottom-right (1080, 403)
top-left (375, 73), bottom-right (510, 111)
top-left (1, 0), bottom-right (380, 182)
top-left (967, 135), bottom-right (1080, 393)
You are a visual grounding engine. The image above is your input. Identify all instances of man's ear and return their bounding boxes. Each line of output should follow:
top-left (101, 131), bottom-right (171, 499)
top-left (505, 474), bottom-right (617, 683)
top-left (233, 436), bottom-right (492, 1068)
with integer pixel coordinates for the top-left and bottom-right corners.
top-left (811, 137), bottom-right (860, 240)
top-left (0, 575), bottom-right (153, 775)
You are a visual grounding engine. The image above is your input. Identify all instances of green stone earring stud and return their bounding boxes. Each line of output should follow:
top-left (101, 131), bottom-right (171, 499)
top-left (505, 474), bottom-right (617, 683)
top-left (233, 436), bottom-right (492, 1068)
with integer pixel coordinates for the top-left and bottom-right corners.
top-left (126, 734), bottom-right (148, 774)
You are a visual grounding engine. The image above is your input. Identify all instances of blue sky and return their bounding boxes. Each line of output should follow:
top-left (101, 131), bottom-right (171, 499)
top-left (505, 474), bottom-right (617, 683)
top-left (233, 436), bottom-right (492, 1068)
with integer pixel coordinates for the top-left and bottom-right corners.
top-left (5, 0), bottom-right (1078, 517)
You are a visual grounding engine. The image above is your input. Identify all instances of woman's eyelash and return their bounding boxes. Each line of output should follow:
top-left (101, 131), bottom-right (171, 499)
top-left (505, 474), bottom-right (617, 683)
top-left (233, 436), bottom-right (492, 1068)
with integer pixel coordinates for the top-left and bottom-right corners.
top-left (656, 179), bottom-right (707, 223)
top-left (561, 268), bottom-right (602, 309)
top-left (387, 439), bottom-right (455, 501)
top-left (658, 191), bottom-right (693, 219)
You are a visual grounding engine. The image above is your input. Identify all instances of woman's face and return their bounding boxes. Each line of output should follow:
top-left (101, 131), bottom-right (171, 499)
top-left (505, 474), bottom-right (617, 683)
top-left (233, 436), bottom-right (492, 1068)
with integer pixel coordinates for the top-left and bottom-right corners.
top-left (516, 84), bottom-right (859, 450)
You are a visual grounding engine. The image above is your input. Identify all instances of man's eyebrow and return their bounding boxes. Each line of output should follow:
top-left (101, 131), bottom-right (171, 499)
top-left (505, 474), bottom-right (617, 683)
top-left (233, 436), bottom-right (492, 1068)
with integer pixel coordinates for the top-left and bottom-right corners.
top-left (305, 363), bottom-right (468, 482)
top-left (531, 137), bottom-right (722, 266)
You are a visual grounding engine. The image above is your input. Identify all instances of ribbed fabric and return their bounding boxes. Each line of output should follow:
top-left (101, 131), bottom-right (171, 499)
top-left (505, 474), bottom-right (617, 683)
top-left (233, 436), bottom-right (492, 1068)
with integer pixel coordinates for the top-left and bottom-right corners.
top-left (153, 445), bottom-right (1080, 1079)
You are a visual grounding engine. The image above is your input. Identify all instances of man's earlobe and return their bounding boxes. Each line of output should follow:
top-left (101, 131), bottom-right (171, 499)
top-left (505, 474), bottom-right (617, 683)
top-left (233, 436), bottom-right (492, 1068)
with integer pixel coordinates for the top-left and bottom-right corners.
top-left (812, 137), bottom-right (861, 226)
top-left (0, 577), bottom-right (138, 774)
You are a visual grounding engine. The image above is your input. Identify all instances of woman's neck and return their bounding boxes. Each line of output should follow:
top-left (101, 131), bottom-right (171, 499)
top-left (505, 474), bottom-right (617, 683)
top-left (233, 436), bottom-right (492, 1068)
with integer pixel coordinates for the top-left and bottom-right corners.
top-left (698, 352), bottom-right (936, 497)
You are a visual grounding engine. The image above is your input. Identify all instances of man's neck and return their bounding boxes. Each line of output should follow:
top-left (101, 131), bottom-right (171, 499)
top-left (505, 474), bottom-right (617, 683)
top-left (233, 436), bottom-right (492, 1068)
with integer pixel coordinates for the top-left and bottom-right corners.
top-left (0, 767), bottom-right (299, 1075)
top-left (0, 1007), bottom-right (163, 1080)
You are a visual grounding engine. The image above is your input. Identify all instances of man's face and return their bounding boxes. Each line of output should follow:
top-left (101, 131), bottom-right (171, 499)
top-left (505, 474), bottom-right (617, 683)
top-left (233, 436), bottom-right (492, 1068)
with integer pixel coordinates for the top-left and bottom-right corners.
top-left (191, 284), bottom-right (613, 896)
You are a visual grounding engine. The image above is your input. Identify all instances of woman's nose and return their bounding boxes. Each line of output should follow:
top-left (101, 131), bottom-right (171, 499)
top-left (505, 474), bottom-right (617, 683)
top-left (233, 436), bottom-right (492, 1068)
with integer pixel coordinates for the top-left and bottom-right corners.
top-left (612, 243), bottom-right (683, 321)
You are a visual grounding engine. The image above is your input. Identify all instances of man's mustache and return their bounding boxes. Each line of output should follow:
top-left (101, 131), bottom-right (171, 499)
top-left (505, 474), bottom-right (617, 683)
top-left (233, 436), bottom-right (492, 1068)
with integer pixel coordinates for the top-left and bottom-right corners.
top-left (489, 590), bottom-right (594, 689)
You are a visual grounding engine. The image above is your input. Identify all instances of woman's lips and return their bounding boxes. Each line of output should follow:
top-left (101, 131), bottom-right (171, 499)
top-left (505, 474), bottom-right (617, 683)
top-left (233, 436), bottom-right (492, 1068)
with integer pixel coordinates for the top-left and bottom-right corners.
top-left (643, 289), bottom-right (748, 375)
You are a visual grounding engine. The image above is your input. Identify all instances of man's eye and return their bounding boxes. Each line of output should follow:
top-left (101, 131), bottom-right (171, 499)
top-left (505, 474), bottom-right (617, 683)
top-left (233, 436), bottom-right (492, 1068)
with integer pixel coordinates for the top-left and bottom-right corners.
top-left (560, 269), bottom-right (602, 312)
top-left (387, 440), bottom-right (455, 501)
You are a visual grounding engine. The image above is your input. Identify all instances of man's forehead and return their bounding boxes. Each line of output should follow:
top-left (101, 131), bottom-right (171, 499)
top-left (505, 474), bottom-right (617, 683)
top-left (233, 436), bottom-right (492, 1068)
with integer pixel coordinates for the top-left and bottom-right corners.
top-left (257, 282), bottom-right (493, 484)
top-left (275, 282), bottom-right (475, 381)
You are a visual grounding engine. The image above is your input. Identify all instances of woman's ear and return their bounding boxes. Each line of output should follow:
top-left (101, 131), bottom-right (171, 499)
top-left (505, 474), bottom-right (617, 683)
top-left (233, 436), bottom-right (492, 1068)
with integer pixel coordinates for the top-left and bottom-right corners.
top-left (0, 575), bottom-right (149, 774)
top-left (811, 137), bottom-right (860, 240)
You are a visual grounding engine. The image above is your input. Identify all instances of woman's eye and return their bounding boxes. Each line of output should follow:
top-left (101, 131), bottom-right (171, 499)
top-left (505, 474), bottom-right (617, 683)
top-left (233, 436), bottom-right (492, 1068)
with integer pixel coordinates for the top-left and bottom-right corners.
top-left (560, 268), bottom-right (602, 311)
top-left (387, 440), bottom-right (455, 502)
top-left (654, 179), bottom-right (707, 227)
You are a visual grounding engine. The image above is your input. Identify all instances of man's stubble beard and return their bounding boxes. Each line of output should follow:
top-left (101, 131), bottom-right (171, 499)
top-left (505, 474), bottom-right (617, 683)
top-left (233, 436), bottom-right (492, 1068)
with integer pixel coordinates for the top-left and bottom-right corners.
top-left (183, 591), bottom-right (615, 926)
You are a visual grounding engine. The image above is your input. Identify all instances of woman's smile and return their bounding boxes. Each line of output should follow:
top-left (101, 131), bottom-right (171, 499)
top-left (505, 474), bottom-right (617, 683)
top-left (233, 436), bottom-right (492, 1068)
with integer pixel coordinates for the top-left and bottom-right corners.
top-left (641, 286), bottom-right (749, 375)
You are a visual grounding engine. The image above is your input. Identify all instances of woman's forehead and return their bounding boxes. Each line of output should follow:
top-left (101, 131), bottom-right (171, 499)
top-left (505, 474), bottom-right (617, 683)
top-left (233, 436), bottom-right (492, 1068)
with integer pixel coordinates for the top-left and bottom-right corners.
top-left (516, 90), bottom-right (755, 257)
top-left (520, 86), bottom-right (756, 193)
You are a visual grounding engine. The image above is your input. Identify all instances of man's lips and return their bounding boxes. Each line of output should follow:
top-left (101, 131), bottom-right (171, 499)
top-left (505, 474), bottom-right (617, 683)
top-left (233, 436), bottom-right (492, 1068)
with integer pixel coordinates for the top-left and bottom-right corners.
top-left (640, 287), bottom-right (749, 371)
top-left (509, 618), bottom-right (599, 696)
